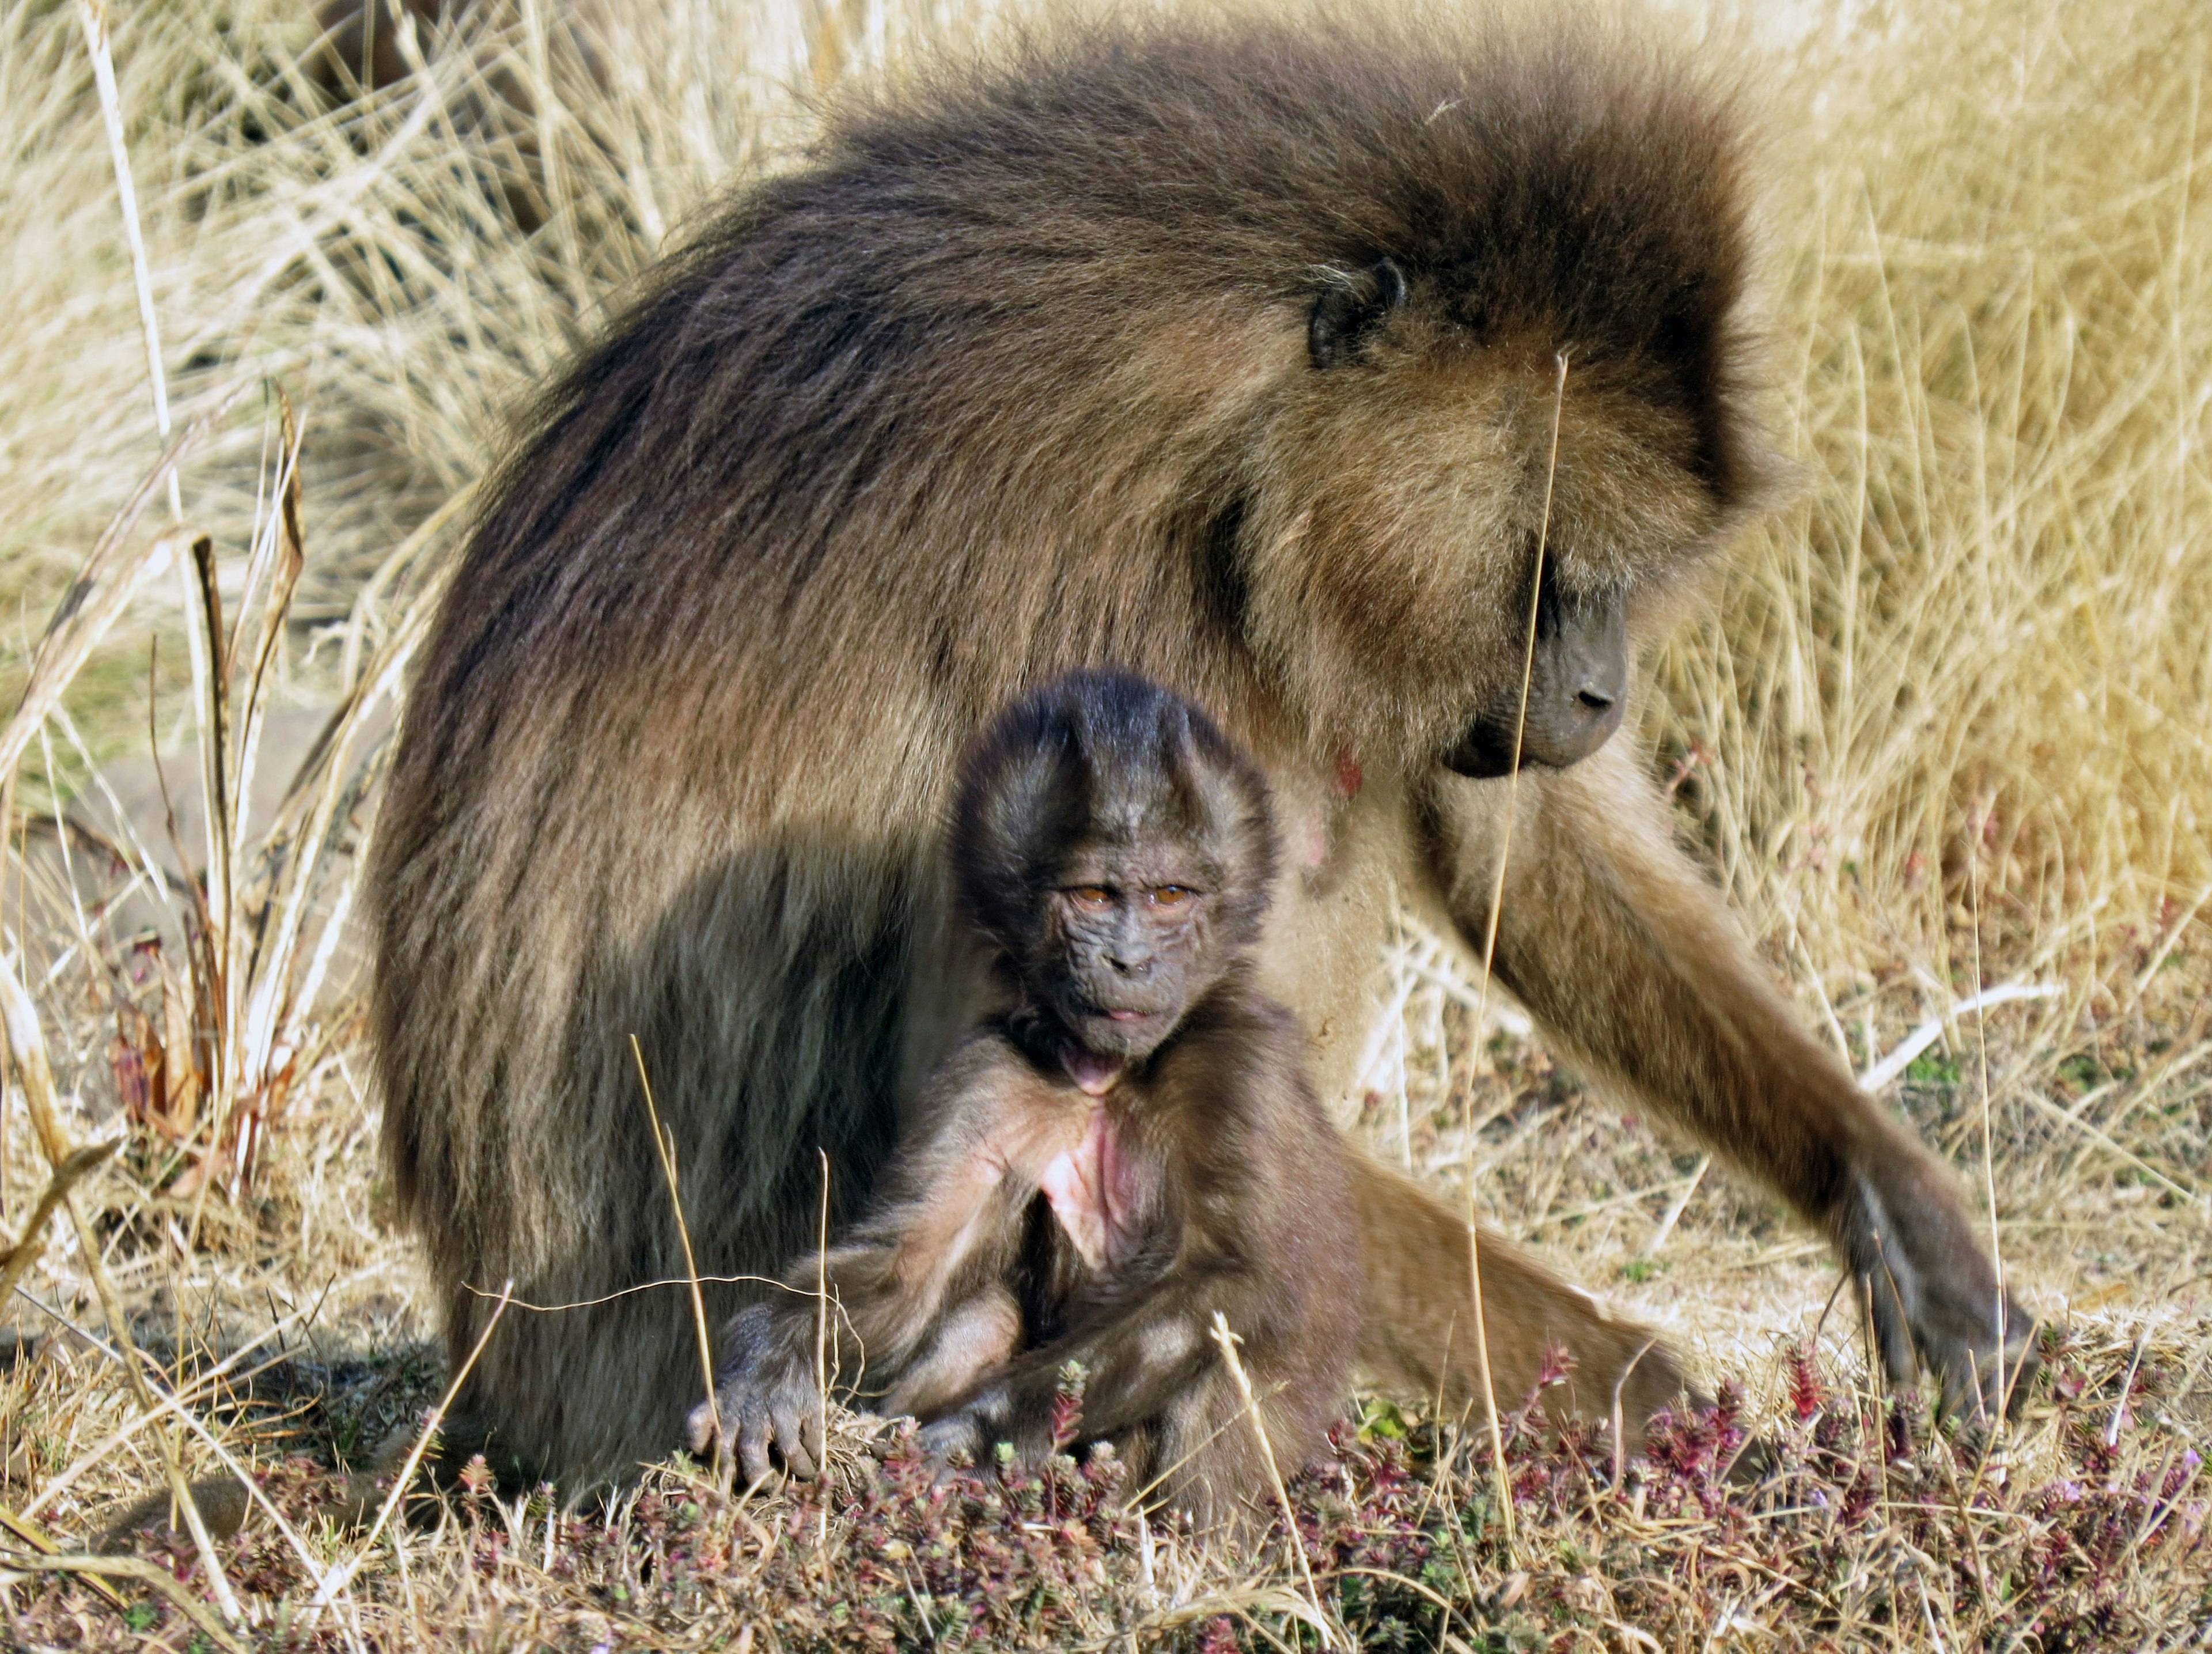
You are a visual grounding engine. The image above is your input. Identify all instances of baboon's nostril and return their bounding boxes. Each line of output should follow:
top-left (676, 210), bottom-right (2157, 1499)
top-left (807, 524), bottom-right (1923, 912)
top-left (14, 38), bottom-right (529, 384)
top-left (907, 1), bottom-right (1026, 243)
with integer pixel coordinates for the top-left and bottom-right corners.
top-left (1576, 687), bottom-right (1615, 713)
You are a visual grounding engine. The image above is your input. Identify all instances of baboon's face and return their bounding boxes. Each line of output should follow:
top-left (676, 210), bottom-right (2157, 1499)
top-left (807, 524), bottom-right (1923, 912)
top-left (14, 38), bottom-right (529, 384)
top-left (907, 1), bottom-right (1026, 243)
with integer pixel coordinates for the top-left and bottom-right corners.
top-left (1029, 838), bottom-right (1224, 1070)
top-left (955, 674), bottom-right (1276, 1080)
top-left (1236, 258), bottom-right (1738, 772)
top-left (1016, 758), bottom-right (1258, 1072)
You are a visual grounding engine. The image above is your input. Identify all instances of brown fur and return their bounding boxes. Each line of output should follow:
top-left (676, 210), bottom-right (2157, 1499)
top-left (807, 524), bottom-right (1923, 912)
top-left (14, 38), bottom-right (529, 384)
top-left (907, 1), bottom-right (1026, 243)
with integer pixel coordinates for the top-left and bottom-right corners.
top-left (684, 671), bottom-right (1359, 1524)
top-left (370, 10), bottom-right (2029, 1492)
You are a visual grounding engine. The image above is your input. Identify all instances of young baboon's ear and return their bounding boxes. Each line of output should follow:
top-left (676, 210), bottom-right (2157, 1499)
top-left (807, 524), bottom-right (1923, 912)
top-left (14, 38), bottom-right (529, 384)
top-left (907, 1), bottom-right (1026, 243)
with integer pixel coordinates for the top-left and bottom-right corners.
top-left (1308, 258), bottom-right (1407, 369)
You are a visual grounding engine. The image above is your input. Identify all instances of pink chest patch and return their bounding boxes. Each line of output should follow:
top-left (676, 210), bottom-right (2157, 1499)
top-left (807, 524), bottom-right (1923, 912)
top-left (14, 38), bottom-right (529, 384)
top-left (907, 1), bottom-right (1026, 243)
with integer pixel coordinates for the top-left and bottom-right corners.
top-left (1039, 1107), bottom-right (1140, 1273)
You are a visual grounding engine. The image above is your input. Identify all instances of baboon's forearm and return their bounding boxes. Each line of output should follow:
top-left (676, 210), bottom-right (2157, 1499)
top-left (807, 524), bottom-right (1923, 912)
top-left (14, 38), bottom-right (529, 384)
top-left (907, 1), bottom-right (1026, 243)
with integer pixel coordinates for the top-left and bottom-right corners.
top-left (775, 1239), bottom-right (956, 1386)
top-left (1429, 755), bottom-right (1929, 1225)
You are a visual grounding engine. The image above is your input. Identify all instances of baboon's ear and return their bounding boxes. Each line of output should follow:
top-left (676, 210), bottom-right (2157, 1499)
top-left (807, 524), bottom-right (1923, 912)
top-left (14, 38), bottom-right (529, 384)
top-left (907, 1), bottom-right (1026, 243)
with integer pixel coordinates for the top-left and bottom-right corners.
top-left (1308, 258), bottom-right (1408, 369)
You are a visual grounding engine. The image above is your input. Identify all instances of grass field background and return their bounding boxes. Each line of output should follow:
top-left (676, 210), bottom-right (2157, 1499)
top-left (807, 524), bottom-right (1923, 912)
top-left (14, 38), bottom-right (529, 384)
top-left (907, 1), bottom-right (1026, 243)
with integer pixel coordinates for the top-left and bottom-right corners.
top-left (0, 0), bottom-right (2206, 1645)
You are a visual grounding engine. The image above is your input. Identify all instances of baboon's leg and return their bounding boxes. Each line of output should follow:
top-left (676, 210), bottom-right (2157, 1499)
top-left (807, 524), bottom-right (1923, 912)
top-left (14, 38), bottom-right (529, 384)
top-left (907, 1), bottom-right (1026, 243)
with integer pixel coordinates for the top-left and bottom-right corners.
top-left (1419, 744), bottom-right (2033, 1417)
top-left (912, 1262), bottom-right (1325, 1473)
top-left (1350, 1156), bottom-right (1687, 1435)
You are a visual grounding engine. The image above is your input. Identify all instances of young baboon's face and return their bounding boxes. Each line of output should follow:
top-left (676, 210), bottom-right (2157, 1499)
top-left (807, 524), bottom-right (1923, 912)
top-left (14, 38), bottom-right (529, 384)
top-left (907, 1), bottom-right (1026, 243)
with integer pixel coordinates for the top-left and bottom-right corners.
top-left (1027, 837), bottom-right (1223, 1069)
top-left (954, 672), bottom-right (1277, 1081)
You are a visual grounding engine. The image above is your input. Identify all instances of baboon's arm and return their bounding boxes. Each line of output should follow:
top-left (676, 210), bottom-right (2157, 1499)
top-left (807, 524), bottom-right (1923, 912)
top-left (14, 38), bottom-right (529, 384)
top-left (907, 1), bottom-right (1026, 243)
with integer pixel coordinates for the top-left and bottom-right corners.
top-left (912, 1255), bottom-right (1264, 1461)
top-left (1348, 1156), bottom-right (1687, 1434)
top-left (689, 1040), bottom-right (1066, 1483)
top-left (1419, 745), bottom-right (2033, 1416)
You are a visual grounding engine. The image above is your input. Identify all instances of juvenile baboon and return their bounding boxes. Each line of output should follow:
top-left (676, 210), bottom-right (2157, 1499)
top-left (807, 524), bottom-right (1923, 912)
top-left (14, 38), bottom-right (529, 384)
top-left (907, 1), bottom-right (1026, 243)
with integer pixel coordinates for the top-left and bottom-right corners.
top-left (689, 671), bottom-right (1360, 1518)
top-left (370, 12), bottom-right (2033, 1492)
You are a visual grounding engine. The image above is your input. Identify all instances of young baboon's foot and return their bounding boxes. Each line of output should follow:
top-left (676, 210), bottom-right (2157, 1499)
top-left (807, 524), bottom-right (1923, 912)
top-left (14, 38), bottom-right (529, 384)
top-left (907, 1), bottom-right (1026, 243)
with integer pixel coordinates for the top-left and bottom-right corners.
top-left (912, 1369), bottom-right (1054, 1474)
top-left (687, 1304), bottom-right (825, 1485)
top-left (1841, 1160), bottom-right (2039, 1422)
top-left (858, 1415), bottom-right (988, 1489)
top-left (914, 1409), bottom-right (991, 1467)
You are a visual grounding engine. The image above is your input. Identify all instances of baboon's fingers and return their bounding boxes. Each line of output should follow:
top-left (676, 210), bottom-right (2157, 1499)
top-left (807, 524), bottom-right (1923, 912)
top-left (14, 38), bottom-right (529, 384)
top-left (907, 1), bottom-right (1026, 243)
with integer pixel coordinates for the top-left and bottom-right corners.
top-left (1864, 1266), bottom-right (2039, 1424)
top-left (1994, 1314), bottom-right (2043, 1417)
top-left (1929, 1300), bottom-right (2040, 1424)
top-left (769, 1400), bottom-right (819, 1480)
top-left (1840, 1161), bottom-right (2039, 1422)
top-left (1858, 1264), bottom-right (1924, 1391)
top-left (1924, 1315), bottom-right (1990, 1423)
top-left (694, 1303), bottom-right (831, 1480)
top-left (736, 1402), bottom-right (778, 1489)
top-left (1934, 1353), bottom-right (1990, 1425)
top-left (685, 1392), bottom-right (747, 1493)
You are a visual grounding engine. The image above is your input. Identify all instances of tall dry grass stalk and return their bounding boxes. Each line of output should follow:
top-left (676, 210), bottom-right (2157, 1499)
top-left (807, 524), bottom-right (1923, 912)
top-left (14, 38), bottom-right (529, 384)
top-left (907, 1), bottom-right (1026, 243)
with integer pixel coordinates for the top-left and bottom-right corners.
top-left (1653, 0), bottom-right (2212, 1005)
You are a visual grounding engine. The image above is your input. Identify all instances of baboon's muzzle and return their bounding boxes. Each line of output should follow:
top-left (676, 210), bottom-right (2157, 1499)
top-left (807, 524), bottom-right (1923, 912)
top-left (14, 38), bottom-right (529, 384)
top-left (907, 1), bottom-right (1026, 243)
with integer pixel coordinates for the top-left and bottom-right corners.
top-left (1442, 580), bottom-right (1628, 777)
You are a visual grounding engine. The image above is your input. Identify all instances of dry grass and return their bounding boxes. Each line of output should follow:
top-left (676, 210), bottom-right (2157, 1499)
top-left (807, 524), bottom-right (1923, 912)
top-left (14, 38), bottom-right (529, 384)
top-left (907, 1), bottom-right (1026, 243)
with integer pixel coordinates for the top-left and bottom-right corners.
top-left (1, 0), bottom-right (2208, 1647)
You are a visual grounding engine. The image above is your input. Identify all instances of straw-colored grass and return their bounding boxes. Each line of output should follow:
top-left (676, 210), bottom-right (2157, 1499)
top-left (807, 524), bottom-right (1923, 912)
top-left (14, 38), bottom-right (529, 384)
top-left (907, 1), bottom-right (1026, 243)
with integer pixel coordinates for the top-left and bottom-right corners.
top-left (1, 0), bottom-right (2206, 1647)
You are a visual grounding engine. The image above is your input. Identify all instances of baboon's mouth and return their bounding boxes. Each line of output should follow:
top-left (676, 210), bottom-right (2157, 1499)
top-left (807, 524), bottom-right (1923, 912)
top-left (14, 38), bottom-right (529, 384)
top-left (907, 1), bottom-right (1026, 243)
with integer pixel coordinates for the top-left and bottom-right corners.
top-left (1069, 993), bottom-right (1175, 1023)
top-left (1063, 1002), bottom-right (1177, 1066)
top-left (1442, 707), bottom-right (1622, 777)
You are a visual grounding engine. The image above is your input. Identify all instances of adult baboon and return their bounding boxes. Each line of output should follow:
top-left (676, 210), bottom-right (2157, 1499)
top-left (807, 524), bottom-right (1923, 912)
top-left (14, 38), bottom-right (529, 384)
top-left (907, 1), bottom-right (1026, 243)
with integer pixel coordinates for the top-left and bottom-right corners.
top-left (692, 670), bottom-right (1361, 1519)
top-left (370, 12), bottom-right (2033, 1491)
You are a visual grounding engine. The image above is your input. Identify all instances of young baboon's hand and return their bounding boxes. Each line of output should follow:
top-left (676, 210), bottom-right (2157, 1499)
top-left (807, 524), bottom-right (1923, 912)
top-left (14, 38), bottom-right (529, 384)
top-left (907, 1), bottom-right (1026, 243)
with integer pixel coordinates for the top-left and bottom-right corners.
top-left (1842, 1157), bottom-right (2039, 1421)
top-left (686, 1304), bottom-right (824, 1486)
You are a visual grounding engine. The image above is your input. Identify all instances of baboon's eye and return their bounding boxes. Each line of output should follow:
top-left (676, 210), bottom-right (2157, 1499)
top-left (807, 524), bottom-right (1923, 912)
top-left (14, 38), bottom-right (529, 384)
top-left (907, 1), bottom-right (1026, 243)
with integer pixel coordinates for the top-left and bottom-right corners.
top-left (1066, 885), bottom-right (1115, 911)
top-left (1148, 885), bottom-right (1198, 910)
top-left (1309, 256), bottom-right (1408, 369)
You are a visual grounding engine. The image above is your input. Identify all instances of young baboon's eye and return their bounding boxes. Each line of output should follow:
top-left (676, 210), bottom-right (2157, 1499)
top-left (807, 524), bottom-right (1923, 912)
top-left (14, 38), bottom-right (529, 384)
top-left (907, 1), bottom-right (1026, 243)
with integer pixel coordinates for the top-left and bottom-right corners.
top-left (1066, 885), bottom-right (1114, 911)
top-left (1149, 885), bottom-right (1198, 909)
